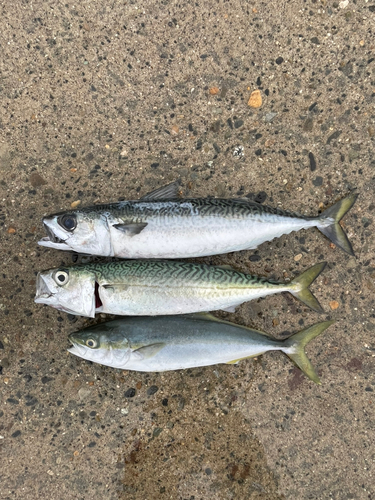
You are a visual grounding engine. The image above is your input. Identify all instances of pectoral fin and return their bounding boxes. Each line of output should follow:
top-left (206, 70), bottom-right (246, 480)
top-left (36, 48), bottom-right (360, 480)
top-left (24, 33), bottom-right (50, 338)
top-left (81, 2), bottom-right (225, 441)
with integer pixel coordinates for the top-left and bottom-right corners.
top-left (113, 222), bottom-right (148, 236)
top-left (102, 284), bottom-right (130, 291)
top-left (133, 343), bottom-right (165, 359)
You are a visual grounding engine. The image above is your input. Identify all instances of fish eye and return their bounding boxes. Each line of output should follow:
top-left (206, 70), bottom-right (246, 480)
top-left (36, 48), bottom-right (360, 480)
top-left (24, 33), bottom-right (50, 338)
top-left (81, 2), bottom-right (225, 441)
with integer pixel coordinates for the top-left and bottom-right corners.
top-left (58, 214), bottom-right (77, 232)
top-left (54, 270), bottom-right (69, 286)
top-left (86, 339), bottom-right (97, 348)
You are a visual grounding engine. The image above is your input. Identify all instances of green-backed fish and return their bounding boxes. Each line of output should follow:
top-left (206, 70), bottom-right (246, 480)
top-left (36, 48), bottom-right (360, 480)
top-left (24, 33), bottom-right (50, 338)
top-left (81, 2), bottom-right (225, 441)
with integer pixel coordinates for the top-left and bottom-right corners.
top-left (35, 260), bottom-right (326, 318)
top-left (38, 181), bottom-right (357, 258)
top-left (68, 314), bottom-right (335, 383)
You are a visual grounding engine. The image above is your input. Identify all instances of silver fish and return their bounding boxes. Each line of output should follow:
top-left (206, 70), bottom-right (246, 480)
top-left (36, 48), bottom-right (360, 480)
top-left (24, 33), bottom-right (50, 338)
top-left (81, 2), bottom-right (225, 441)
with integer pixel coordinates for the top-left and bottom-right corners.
top-left (38, 182), bottom-right (357, 258)
top-left (35, 260), bottom-right (326, 317)
top-left (68, 314), bottom-right (335, 384)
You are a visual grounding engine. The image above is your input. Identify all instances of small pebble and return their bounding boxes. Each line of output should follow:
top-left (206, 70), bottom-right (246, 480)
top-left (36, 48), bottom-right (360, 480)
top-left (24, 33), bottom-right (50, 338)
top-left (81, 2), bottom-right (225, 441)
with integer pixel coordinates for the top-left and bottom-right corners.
top-left (264, 112), bottom-right (277, 123)
top-left (171, 125), bottom-right (179, 135)
top-left (309, 152), bottom-right (317, 171)
top-left (125, 388), bottom-right (136, 398)
top-left (29, 172), bottom-right (47, 188)
top-left (153, 427), bottom-right (163, 438)
top-left (313, 176), bottom-right (323, 187)
top-left (71, 200), bottom-right (81, 209)
top-left (78, 388), bottom-right (91, 401)
top-left (209, 87), bottom-right (219, 95)
top-left (249, 254), bottom-right (261, 262)
top-left (346, 258), bottom-right (357, 269)
top-left (248, 90), bottom-right (262, 108)
top-left (7, 227), bottom-right (16, 234)
top-left (329, 300), bottom-right (339, 310)
top-left (147, 385), bottom-right (159, 396)
top-left (294, 254), bottom-right (302, 262)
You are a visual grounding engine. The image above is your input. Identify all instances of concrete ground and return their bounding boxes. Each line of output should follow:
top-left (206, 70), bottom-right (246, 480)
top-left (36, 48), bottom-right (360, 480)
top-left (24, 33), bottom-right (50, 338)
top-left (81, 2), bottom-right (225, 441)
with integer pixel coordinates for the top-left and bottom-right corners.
top-left (1, 0), bottom-right (374, 498)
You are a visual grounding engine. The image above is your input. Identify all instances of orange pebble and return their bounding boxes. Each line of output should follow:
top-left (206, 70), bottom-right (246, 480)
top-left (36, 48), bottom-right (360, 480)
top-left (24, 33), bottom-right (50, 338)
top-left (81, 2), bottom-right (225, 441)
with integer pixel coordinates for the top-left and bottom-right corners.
top-left (248, 90), bottom-right (262, 108)
top-left (329, 300), bottom-right (339, 310)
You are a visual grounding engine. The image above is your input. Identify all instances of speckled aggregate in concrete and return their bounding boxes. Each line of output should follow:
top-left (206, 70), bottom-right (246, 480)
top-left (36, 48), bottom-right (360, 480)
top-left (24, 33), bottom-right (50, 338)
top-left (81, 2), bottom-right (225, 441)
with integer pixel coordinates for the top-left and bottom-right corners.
top-left (0, 1), bottom-right (374, 499)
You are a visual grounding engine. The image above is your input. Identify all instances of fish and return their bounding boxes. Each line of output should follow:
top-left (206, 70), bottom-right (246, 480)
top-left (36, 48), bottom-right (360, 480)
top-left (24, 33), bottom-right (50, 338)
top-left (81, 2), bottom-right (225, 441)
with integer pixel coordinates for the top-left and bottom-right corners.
top-left (35, 260), bottom-right (326, 318)
top-left (38, 181), bottom-right (357, 258)
top-left (68, 313), bottom-right (335, 383)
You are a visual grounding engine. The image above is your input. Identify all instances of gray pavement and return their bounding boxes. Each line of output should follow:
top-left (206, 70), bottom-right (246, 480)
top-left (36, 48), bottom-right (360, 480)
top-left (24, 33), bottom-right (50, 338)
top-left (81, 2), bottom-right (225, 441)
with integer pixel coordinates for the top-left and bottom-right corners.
top-left (0, 1), bottom-right (374, 498)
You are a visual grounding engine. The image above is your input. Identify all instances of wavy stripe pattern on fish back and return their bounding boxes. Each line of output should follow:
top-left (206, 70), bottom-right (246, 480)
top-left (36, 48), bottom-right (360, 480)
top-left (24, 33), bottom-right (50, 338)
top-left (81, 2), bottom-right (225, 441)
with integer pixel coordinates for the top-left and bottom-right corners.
top-left (77, 199), bottom-right (313, 221)
top-left (80, 261), bottom-right (279, 288)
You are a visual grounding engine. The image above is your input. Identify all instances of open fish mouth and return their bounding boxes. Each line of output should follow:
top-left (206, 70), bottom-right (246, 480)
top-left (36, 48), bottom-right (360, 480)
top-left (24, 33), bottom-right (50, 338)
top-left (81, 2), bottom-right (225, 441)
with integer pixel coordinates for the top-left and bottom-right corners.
top-left (42, 223), bottom-right (66, 244)
top-left (38, 222), bottom-right (69, 248)
top-left (34, 273), bottom-right (53, 303)
top-left (45, 223), bottom-right (64, 243)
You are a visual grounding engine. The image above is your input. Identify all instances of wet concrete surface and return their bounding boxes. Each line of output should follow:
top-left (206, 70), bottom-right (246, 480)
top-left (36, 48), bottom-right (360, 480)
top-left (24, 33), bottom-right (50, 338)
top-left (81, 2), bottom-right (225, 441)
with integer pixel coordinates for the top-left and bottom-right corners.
top-left (1, 0), bottom-right (374, 498)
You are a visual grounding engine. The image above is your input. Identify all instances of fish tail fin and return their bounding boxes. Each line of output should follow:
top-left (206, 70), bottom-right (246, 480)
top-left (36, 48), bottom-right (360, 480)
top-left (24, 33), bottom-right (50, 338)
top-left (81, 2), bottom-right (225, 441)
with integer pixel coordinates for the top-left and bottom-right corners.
top-left (317, 193), bottom-right (358, 256)
top-left (282, 321), bottom-right (334, 384)
top-left (289, 262), bottom-right (326, 313)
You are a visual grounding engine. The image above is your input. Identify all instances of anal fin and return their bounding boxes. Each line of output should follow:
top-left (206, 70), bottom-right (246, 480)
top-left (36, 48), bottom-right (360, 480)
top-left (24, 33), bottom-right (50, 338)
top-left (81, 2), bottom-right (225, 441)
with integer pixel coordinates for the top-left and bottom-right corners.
top-left (226, 353), bottom-right (259, 364)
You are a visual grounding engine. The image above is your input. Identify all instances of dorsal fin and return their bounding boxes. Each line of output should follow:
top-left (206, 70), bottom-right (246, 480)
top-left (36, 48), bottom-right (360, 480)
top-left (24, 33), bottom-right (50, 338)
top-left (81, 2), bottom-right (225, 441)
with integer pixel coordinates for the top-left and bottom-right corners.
top-left (140, 181), bottom-right (181, 200)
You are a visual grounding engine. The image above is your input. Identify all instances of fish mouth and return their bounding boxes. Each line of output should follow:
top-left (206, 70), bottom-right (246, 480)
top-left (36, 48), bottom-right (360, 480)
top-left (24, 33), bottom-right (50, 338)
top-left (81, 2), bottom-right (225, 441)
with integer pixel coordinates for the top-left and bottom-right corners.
top-left (68, 333), bottom-right (90, 358)
top-left (34, 273), bottom-right (54, 303)
top-left (38, 222), bottom-right (69, 249)
top-left (68, 342), bottom-right (88, 358)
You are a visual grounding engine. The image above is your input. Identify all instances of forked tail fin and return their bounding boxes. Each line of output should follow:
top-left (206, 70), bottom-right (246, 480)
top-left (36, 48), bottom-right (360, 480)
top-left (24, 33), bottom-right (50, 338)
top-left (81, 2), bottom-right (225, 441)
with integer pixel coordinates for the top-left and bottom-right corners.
top-left (282, 321), bottom-right (335, 384)
top-left (289, 262), bottom-right (326, 313)
top-left (317, 193), bottom-right (358, 256)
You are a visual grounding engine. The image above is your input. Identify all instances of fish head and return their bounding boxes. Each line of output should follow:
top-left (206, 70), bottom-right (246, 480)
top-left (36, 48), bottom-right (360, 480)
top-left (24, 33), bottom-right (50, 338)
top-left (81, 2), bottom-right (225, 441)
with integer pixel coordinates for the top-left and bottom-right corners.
top-left (35, 266), bottom-right (96, 317)
top-left (68, 326), bottom-right (131, 368)
top-left (38, 210), bottom-right (112, 256)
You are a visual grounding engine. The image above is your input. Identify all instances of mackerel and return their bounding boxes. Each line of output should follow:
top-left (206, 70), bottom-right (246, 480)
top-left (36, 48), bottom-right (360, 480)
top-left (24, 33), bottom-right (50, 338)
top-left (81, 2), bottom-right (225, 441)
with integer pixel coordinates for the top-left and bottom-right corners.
top-left (38, 182), bottom-right (357, 258)
top-left (35, 260), bottom-right (326, 318)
